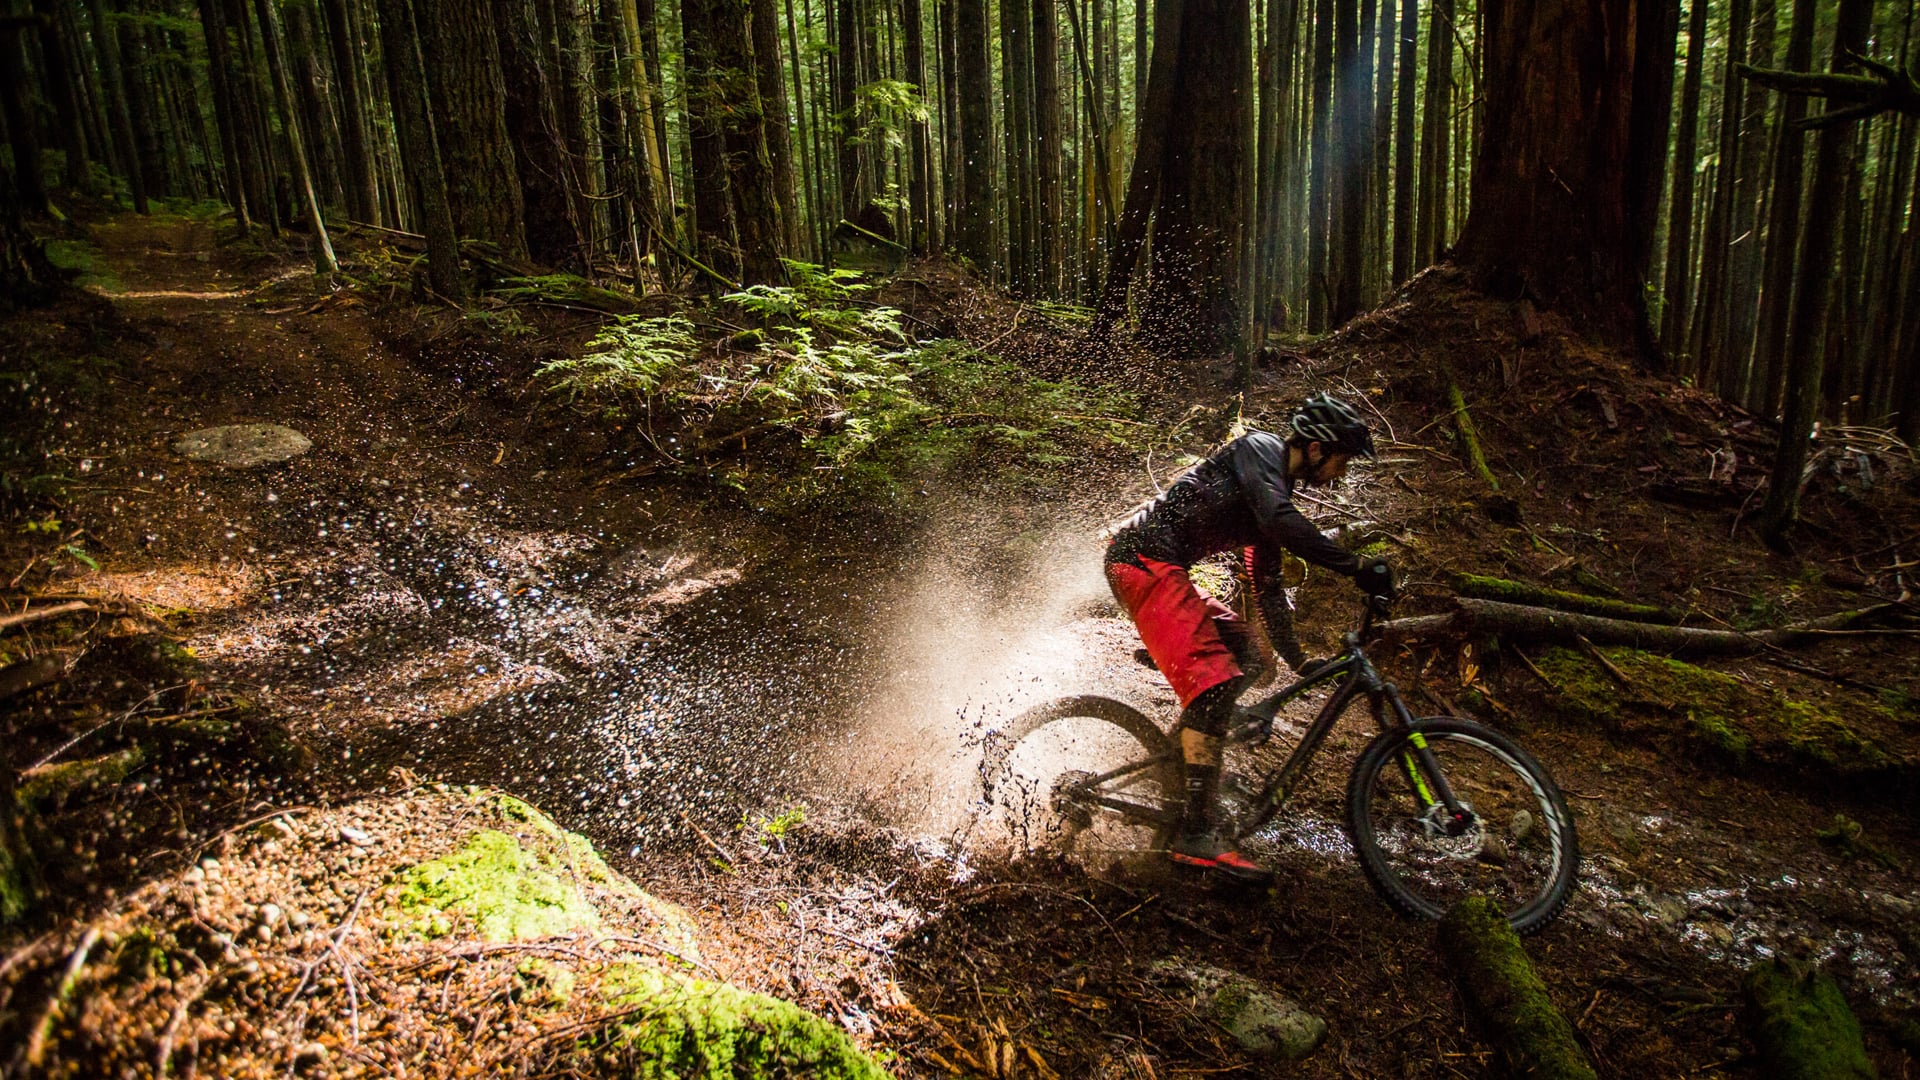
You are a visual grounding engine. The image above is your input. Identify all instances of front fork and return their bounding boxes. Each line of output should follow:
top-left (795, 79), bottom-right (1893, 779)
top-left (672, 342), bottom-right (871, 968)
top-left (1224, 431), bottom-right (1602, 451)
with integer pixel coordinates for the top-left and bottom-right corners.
top-left (1374, 683), bottom-right (1474, 837)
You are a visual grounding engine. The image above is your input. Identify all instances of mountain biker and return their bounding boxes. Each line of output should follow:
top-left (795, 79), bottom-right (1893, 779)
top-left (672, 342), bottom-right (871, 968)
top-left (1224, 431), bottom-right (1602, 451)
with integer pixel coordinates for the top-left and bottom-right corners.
top-left (1104, 393), bottom-right (1395, 884)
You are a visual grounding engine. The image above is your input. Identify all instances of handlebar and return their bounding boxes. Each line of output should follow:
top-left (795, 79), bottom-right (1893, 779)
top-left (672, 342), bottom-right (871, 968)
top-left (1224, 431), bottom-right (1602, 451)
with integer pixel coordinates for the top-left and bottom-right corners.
top-left (1357, 593), bottom-right (1394, 639)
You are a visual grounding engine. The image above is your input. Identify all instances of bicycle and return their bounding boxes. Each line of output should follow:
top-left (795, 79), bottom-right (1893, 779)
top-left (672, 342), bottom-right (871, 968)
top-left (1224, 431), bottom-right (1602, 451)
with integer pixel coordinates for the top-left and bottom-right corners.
top-left (978, 595), bottom-right (1581, 933)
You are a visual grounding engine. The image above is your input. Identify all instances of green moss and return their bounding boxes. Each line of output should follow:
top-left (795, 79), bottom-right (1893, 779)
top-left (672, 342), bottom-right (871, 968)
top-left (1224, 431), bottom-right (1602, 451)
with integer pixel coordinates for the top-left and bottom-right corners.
top-left (580, 964), bottom-right (887, 1079)
top-left (16, 746), bottom-right (145, 808)
top-left (1534, 648), bottom-right (1900, 781)
top-left (1742, 960), bottom-right (1877, 1080)
top-left (1452, 573), bottom-right (1678, 622)
top-left (390, 830), bottom-right (600, 942)
top-left (514, 957), bottom-right (577, 1009)
top-left (1437, 896), bottom-right (1597, 1080)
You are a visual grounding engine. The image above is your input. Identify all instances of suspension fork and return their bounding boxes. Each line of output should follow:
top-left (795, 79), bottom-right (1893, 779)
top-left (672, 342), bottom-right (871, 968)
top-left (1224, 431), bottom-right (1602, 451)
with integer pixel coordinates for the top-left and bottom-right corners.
top-left (1378, 683), bottom-right (1471, 827)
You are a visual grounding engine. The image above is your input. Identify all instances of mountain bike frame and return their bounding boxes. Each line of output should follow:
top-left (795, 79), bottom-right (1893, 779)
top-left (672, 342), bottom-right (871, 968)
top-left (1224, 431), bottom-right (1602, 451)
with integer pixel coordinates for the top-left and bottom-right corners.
top-left (1066, 598), bottom-right (1475, 842)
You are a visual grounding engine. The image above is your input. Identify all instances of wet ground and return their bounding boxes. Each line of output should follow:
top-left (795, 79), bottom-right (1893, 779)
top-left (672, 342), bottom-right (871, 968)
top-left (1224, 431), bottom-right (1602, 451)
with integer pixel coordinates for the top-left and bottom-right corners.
top-left (6, 212), bottom-right (1918, 1076)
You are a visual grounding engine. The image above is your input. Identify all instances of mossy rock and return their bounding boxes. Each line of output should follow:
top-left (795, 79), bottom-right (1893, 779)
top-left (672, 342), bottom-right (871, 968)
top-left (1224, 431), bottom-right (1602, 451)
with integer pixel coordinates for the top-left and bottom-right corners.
top-left (574, 964), bottom-right (888, 1079)
top-left (390, 830), bottom-right (601, 941)
top-left (1533, 647), bottom-right (1910, 785)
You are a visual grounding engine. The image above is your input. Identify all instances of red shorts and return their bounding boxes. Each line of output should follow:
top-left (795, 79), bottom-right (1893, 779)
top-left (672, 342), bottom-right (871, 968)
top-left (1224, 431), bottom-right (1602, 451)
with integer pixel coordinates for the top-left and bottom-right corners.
top-left (1106, 556), bottom-right (1248, 707)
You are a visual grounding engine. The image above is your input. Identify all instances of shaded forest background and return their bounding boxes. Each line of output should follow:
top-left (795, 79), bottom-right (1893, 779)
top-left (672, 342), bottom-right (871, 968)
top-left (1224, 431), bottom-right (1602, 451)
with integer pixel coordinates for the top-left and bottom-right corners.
top-left (2, 0), bottom-right (1918, 480)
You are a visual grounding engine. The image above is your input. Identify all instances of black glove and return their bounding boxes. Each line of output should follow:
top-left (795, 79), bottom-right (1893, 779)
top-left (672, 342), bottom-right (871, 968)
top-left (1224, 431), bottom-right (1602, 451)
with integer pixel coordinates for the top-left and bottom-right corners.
top-left (1354, 557), bottom-right (1396, 600)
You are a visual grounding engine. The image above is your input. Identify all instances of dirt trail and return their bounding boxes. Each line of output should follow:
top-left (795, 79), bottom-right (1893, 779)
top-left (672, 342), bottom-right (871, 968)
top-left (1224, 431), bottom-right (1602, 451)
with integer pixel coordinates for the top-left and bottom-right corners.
top-left (10, 214), bottom-right (1920, 1077)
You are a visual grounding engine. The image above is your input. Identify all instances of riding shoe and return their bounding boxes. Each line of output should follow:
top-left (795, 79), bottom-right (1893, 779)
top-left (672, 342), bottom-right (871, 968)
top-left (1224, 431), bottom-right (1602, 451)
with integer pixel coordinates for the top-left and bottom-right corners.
top-left (1169, 828), bottom-right (1276, 886)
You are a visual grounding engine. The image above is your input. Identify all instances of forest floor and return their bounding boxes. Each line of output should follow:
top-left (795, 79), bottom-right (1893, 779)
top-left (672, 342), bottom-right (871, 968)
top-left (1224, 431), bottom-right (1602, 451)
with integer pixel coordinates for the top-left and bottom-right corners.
top-left (2, 207), bottom-right (1919, 1078)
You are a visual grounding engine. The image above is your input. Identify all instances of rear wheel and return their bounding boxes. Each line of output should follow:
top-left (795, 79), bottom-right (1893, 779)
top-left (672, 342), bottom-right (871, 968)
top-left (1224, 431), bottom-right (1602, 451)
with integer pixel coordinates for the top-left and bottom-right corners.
top-left (1346, 718), bottom-right (1580, 934)
top-left (978, 695), bottom-right (1180, 858)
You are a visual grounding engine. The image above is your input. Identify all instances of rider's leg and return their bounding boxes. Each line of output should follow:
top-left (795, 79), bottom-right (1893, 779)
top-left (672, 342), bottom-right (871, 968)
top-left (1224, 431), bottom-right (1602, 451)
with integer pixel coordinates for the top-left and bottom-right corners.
top-left (1168, 678), bottom-right (1274, 884)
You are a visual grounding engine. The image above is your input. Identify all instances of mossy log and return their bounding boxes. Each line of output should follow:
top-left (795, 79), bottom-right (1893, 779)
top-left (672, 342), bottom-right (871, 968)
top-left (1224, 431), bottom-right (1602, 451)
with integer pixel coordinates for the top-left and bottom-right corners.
top-left (1380, 599), bottom-right (1893, 656)
top-left (1742, 959), bottom-right (1878, 1079)
top-left (16, 747), bottom-right (146, 809)
top-left (1437, 896), bottom-right (1597, 1080)
top-left (1451, 574), bottom-right (1682, 624)
top-left (0, 656), bottom-right (63, 701)
top-left (1447, 379), bottom-right (1502, 491)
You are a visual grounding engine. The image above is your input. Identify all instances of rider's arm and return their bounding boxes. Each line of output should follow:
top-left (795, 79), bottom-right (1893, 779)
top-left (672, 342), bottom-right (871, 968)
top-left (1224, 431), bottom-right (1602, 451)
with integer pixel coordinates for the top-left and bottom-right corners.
top-left (1243, 544), bottom-right (1308, 671)
top-left (1228, 433), bottom-right (1362, 576)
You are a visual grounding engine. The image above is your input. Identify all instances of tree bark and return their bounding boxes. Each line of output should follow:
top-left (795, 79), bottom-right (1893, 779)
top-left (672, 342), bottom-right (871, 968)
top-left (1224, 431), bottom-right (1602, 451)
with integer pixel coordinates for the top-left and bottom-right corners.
top-left (417, 0), bottom-right (528, 260)
top-left (0, 23), bottom-right (47, 215)
top-left (1414, 0), bottom-right (1449, 265)
top-left (198, 0), bottom-right (253, 227)
top-left (321, 0), bottom-right (379, 223)
top-left (1134, 0), bottom-right (1252, 355)
top-left (1686, 0), bottom-right (1749, 381)
top-left (903, 0), bottom-right (932, 251)
top-left (1389, 0), bottom-right (1414, 284)
top-left (1751, 0), bottom-right (1816, 415)
top-left (26, 0), bottom-right (92, 193)
top-left (953, 0), bottom-right (992, 267)
top-left (1659, 0), bottom-right (1709, 360)
top-left (1453, 0), bottom-right (1660, 344)
top-left (1329, 0), bottom-right (1365, 325)
top-left (491, 0), bottom-right (587, 269)
top-left (1001, 0), bottom-right (1032, 289)
top-left (1032, 0), bottom-right (1063, 294)
top-left (253, 0), bottom-right (339, 274)
top-left (1380, 598), bottom-right (1895, 656)
top-left (374, 0), bottom-right (463, 297)
top-left (286, 0), bottom-right (345, 211)
top-left (88, 0), bottom-right (145, 212)
top-left (751, 0), bottom-right (801, 252)
top-left (1093, 0), bottom-right (1180, 325)
top-left (1758, 0), bottom-right (1872, 542)
top-left (1306, 0), bottom-right (1332, 328)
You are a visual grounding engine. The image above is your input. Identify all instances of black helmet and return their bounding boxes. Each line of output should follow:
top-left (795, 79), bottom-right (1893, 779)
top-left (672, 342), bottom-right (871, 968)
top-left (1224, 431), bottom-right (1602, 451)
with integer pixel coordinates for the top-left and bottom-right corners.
top-left (1289, 392), bottom-right (1376, 459)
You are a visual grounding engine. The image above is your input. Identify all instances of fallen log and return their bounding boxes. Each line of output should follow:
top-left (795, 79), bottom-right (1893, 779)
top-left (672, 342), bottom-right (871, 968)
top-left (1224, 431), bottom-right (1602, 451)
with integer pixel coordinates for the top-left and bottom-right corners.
top-left (1437, 896), bottom-right (1597, 1080)
top-left (1450, 574), bottom-right (1683, 624)
top-left (1380, 599), bottom-right (1897, 656)
top-left (1447, 377), bottom-right (1501, 491)
top-left (16, 747), bottom-right (146, 809)
top-left (0, 656), bottom-right (63, 702)
top-left (1741, 959), bottom-right (1877, 1080)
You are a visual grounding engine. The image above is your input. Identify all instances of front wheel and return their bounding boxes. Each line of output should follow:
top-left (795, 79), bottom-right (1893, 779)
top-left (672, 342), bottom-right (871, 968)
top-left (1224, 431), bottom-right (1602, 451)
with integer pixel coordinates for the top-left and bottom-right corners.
top-left (978, 695), bottom-right (1181, 858)
top-left (1346, 718), bottom-right (1580, 934)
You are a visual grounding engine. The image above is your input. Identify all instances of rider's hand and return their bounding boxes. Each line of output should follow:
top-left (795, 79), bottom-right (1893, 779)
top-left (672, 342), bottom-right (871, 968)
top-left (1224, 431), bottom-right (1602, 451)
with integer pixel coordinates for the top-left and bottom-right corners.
top-left (1354, 557), bottom-right (1396, 600)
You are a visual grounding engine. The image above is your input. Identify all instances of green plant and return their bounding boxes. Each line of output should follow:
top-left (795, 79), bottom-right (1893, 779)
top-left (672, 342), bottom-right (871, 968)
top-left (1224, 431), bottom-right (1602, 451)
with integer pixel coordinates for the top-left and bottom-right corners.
top-left (538, 315), bottom-right (701, 411)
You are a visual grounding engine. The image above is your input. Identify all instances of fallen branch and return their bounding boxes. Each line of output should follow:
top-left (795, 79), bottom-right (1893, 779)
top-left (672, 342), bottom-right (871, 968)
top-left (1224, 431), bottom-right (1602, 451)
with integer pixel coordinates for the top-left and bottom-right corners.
top-left (1437, 897), bottom-right (1597, 1080)
top-left (16, 747), bottom-right (146, 808)
top-left (21, 926), bottom-right (101, 1069)
top-left (1446, 377), bottom-right (1500, 491)
top-left (1380, 599), bottom-right (1896, 656)
top-left (0, 601), bottom-right (90, 634)
top-left (1451, 573), bottom-right (1682, 624)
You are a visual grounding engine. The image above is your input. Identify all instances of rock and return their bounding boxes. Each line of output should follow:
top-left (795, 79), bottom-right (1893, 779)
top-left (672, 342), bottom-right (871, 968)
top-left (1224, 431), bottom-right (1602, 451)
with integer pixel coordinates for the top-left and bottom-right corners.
top-left (172, 424), bottom-right (313, 467)
top-left (1150, 960), bottom-right (1326, 1060)
top-left (1705, 923), bottom-right (1735, 947)
top-left (1651, 895), bottom-right (1688, 926)
top-left (260, 903), bottom-right (283, 928)
top-left (257, 817), bottom-right (297, 842)
top-left (339, 826), bottom-right (372, 847)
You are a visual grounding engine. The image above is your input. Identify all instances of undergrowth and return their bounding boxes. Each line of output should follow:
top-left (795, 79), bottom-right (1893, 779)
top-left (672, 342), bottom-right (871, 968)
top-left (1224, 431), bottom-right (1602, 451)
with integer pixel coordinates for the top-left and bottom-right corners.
top-left (538, 261), bottom-right (1145, 501)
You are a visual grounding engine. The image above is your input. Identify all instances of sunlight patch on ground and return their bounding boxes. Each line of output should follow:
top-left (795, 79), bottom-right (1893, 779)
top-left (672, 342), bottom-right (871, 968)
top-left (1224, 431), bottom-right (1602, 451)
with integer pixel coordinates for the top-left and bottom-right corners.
top-left (85, 563), bottom-right (264, 611)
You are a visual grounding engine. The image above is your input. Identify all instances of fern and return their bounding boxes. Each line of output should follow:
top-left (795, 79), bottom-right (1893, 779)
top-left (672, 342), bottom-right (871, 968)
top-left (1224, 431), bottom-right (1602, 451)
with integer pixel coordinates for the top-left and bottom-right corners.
top-left (537, 315), bottom-right (701, 404)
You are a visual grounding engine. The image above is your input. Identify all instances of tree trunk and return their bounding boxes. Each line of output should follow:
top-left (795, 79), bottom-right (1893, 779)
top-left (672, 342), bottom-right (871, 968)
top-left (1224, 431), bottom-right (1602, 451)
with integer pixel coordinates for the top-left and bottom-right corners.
top-left (681, 0), bottom-right (755, 282)
top-left (1389, 0), bottom-right (1414, 284)
top-left (88, 0), bottom-right (145, 212)
top-left (953, 0), bottom-right (992, 267)
top-left (1094, 0), bottom-right (1180, 324)
top-left (1414, 0), bottom-right (1449, 265)
top-left (376, 0), bottom-right (464, 297)
top-left (118, 7), bottom-right (168, 200)
top-left (903, 0), bottom-right (931, 251)
top-left (1718, 0), bottom-right (1776, 402)
top-left (835, 0), bottom-right (862, 215)
top-left (1686, 0), bottom-right (1749, 381)
top-left (717, 0), bottom-right (784, 282)
top-left (1659, 0), bottom-right (1709, 360)
top-left (26, 0), bottom-right (93, 193)
top-left (751, 0), bottom-right (801, 252)
top-left (286, 0), bottom-right (345, 211)
top-left (616, 0), bottom-right (669, 250)
top-left (253, 0), bottom-right (339, 274)
top-left (1032, 0), bottom-right (1063, 294)
top-left (321, 0), bottom-right (379, 224)
top-left (0, 24), bottom-right (47, 215)
top-left (1438, 898), bottom-right (1599, 1080)
top-left (1306, 0), bottom-right (1333, 329)
top-left (1329, 0), bottom-right (1365, 325)
top-left (225, 0), bottom-right (279, 230)
top-left (1758, 0), bottom-right (1872, 542)
top-left (197, 0), bottom-right (254, 228)
top-left (1369, 0), bottom-right (1393, 301)
top-left (1453, 0), bottom-right (1659, 344)
top-left (1002, 0), bottom-right (1032, 288)
top-left (492, 0), bottom-right (587, 269)
top-left (417, 0), bottom-right (528, 259)
top-left (1134, 0), bottom-right (1252, 355)
top-left (1751, 0), bottom-right (1816, 416)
